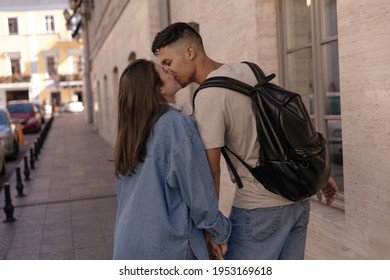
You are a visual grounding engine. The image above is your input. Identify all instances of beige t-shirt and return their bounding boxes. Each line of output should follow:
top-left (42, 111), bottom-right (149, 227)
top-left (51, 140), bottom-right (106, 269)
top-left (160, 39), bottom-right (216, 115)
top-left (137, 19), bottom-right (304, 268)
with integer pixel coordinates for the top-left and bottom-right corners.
top-left (194, 63), bottom-right (293, 208)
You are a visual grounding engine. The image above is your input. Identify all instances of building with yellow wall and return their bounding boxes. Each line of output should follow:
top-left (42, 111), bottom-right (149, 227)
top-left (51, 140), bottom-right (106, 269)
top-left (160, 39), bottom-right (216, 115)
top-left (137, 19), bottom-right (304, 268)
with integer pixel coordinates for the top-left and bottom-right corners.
top-left (0, 0), bottom-right (84, 110)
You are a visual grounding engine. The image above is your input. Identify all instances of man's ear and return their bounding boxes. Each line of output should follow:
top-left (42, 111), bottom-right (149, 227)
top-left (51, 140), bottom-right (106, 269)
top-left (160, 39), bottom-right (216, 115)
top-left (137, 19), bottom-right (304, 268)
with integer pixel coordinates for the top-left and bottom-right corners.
top-left (185, 45), bottom-right (196, 61)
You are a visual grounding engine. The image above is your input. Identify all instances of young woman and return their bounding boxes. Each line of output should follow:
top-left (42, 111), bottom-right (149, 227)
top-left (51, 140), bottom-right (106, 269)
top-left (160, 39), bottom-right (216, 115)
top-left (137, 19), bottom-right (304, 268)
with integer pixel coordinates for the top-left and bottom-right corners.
top-left (113, 59), bottom-right (230, 260)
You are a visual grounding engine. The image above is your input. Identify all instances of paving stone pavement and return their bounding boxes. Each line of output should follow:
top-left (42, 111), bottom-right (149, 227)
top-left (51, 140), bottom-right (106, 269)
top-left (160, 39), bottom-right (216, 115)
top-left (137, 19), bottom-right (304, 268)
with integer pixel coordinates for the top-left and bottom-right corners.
top-left (0, 113), bottom-right (116, 260)
top-left (0, 112), bottom-right (235, 260)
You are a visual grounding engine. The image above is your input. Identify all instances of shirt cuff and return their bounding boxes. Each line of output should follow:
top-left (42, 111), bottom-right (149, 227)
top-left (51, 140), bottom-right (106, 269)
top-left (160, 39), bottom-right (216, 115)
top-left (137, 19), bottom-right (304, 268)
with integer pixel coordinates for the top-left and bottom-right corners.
top-left (207, 213), bottom-right (231, 244)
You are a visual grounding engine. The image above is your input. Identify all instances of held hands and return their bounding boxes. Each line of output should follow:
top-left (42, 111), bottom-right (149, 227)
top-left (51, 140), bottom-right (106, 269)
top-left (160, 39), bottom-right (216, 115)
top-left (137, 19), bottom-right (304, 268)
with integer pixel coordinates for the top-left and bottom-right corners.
top-left (208, 239), bottom-right (227, 260)
top-left (205, 231), bottom-right (228, 260)
top-left (316, 176), bottom-right (339, 206)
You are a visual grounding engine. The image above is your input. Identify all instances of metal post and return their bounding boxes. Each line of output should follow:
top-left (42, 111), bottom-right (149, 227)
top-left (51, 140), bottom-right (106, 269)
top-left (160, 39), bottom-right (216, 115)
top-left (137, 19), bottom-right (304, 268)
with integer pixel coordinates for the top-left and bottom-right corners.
top-left (34, 142), bottom-right (39, 160)
top-left (15, 168), bottom-right (25, 197)
top-left (36, 140), bottom-right (40, 155)
top-left (30, 148), bottom-right (35, 169)
top-left (37, 135), bottom-right (41, 150)
top-left (23, 156), bottom-right (30, 181)
top-left (3, 183), bottom-right (16, 223)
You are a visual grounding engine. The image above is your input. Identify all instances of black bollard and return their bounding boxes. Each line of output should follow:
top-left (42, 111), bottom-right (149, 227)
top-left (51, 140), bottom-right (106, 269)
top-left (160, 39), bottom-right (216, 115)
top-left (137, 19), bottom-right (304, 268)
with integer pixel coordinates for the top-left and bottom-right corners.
top-left (23, 156), bottom-right (30, 181)
top-left (37, 135), bottom-right (42, 150)
top-left (35, 140), bottom-right (40, 156)
top-left (15, 168), bottom-right (25, 197)
top-left (34, 142), bottom-right (39, 161)
top-left (30, 148), bottom-right (35, 169)
top-left (3, 183), bottom-right (16, 223)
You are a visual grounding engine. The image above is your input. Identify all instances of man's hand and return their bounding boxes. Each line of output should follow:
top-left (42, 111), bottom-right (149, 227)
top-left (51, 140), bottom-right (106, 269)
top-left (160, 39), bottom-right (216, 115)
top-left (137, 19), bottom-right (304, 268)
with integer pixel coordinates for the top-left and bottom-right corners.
top-left (208, 239), bottom-right (227, 260)
top-left (316, 176), bottom-right (339, 206)
top-left (205, 231), bottom-right (227, 260)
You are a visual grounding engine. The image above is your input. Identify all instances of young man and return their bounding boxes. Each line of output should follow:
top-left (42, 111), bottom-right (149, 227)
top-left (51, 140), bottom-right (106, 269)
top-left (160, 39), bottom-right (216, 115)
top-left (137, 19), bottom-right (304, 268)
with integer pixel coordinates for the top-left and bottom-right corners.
top-left (152, 22), bottom-right (338, 260)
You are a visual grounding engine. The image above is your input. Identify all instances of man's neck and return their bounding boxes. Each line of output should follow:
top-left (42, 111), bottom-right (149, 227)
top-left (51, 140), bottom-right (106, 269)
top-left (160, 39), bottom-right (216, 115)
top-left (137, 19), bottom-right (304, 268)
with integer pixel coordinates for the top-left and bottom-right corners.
top-left (194, 56), bottom-right (223, 84)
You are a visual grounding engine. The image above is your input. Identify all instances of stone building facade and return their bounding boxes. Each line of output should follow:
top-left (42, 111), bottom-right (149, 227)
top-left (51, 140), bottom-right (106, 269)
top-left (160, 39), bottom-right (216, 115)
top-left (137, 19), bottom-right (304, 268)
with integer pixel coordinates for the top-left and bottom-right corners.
top-left (76, 0), bottom-right (390, 259)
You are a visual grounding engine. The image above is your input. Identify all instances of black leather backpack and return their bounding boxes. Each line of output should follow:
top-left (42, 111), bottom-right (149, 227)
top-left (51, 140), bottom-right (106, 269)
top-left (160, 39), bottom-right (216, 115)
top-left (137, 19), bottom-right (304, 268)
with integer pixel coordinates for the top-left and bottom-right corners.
top-left (193, 62), bottom-right (331, 202)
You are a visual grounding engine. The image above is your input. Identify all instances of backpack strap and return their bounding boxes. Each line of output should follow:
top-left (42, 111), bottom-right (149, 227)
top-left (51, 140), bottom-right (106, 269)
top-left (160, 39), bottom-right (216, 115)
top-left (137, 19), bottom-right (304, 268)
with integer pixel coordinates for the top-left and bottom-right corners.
top-left (193, 76), bottom-right (252, 109)
top-left (221, 147), bottom-right (244, 189)
top-left (193, 62), bottom-right (275, 105)
top-left (193, 77), bottom-right (253, 189)
top-left (192, 62), bottom-right (275, 189)
top-left (223, 145), bottom-right (254, 171)
top-left (242, 61), bottom-right (276, 88)
top-left (242, 61), bottom-right (266, 81)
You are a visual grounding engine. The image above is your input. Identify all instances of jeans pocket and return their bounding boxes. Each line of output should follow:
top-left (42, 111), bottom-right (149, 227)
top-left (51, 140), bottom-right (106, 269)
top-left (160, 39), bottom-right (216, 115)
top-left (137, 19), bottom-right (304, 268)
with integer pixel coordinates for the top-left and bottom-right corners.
top-left (245, 207), bottom-right (283, 242)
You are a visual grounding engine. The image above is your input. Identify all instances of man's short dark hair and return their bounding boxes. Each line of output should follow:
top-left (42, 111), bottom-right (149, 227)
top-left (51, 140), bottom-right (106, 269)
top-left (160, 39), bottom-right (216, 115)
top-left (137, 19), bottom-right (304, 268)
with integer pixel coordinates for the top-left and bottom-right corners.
top-left (151, 22), bottom-right (203, 56)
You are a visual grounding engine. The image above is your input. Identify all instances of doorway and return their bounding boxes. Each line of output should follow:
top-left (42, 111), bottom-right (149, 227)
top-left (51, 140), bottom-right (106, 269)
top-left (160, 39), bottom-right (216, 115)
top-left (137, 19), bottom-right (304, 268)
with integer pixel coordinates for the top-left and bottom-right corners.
top-left (50, 91), bottom-right (61, 113)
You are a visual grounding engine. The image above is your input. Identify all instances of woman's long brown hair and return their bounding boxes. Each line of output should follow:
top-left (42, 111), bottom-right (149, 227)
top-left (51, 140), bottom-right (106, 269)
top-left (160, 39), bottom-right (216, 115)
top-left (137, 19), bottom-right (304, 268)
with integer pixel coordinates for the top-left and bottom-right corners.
top-left (114, 59), bottom-right (168, 176)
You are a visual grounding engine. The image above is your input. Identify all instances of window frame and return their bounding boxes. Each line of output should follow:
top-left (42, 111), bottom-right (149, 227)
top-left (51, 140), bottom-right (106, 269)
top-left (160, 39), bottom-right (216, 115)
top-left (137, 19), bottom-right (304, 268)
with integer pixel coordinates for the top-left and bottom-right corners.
top-left (7, 17), bottom-right (19, 35)
top-left (279, 0), bottom-right (344, 205)
top-left (10, 58), bottom-right (21, 75)
top-left (44, 14), bottom-right (56, 33)
top-left (46, 56), bottom-right (58, 76)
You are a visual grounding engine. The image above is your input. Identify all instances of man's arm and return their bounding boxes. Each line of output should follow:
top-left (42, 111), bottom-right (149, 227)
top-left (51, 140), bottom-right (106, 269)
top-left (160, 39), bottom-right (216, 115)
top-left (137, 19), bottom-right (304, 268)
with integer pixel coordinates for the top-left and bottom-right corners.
top-left (205, 147), bottom-right (222, 199)
top-left (204, 147), bottom-right (226, 259)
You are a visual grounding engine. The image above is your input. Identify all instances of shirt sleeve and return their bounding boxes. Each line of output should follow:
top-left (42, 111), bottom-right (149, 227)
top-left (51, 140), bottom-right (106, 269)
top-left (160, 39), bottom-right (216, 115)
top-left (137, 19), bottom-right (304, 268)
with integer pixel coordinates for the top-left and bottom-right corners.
top-left (194, 88), bottom-right (226, 149)
top-left (167, 116), bottom-right (231, 244)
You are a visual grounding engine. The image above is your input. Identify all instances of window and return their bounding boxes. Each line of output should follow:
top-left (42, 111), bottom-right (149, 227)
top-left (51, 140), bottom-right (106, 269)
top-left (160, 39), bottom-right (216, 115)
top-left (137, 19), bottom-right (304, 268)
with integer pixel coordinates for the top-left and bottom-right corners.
top-left (73, 55), bottom-right (84, 74)
top-left (67, 48), bottom-right (83, 74)
top-left (8, 17), bottom-right (18, 34)
top-left (47, 56), bottom-right (58, 76)
top-left (11, 59), bottom-right (21, 75)
top-left (45, 15), bottom-right (55, 33)
top-left (280, 0), bottom-right (343, 199)
top-left (74, 91), bottom-right (83, 102)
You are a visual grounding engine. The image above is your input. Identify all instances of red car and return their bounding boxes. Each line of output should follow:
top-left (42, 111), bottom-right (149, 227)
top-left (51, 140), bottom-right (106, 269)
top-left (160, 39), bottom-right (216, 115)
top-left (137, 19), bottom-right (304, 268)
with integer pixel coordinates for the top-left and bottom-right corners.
top-left (7, 100), bottom-right (42, 133)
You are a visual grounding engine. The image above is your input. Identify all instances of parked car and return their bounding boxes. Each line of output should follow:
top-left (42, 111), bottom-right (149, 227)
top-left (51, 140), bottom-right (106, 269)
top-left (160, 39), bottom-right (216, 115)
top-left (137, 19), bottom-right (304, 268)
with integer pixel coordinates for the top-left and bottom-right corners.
top-left (34, 103), bottom-right (46, 124)
top-left (7, 100), bottom-right (42, 133)
top-left (0, 107), bottom-right (19, 160)
top-left (64, 101), bottom-right (84, 113)
top-left (325, 92), bottom-right (343, 158)
top-left (0, 139), bottom-right (6, 176)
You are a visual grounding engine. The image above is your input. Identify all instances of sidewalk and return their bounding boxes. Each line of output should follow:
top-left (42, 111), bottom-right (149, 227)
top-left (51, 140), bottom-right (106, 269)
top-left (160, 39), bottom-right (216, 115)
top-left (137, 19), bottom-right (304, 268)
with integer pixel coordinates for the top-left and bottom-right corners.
top-left (0, 113), bottom-right (235, 260)
top-left (0, 113), bottom-right (116, 260)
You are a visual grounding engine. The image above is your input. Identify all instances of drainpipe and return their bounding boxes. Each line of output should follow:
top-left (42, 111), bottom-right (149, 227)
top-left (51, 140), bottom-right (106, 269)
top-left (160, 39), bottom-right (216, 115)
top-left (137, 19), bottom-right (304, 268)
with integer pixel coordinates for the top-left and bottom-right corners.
top-left (66, 0), bottom-right (93, 123)
top-left (82, 16), bottom-right (93, 123)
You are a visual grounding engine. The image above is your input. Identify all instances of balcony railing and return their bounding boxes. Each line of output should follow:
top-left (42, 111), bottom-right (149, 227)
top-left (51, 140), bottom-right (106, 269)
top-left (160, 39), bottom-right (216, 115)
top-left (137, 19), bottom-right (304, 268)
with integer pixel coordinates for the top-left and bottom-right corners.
top-left (59, 73), bottom-right (82, 81)
top-left (0, 73), bottom-right (83, 84)
top-left (0, 74), bottom-right (31, 84)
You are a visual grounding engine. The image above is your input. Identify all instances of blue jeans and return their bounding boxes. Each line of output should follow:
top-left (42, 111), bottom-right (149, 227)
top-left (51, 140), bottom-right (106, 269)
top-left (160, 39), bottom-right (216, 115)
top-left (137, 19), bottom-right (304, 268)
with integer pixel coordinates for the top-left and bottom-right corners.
top-left (225, 199), bottom-right (310, 260)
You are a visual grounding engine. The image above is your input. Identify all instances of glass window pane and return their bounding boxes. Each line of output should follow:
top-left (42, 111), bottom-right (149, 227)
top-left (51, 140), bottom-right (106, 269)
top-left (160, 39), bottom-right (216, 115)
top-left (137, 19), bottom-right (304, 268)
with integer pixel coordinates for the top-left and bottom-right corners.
top-left (8, 18), bottom-right (18, 34)
top-left (326, 119), bottom-right (344, 192)
top-left (286, 48), bottom-right (314, 113)
top-left (322, 40), bottom-right (340, 115)
top-left (47, 56), bottom-right (57, 76)
top-left (45, 15), bottom-right (55, 32)
top-left (11, 59), bottom-right (21, 74)
top-left (321, 0), bottom-right (338, 38)
top-left (285, 0), bottom-right (312, 49)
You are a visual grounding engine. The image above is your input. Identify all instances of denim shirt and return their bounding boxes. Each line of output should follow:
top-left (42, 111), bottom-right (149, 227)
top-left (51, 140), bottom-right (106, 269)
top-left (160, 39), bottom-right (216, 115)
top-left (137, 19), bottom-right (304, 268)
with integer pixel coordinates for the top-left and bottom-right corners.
top-left (113, 106), bottom-right (231, 260)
